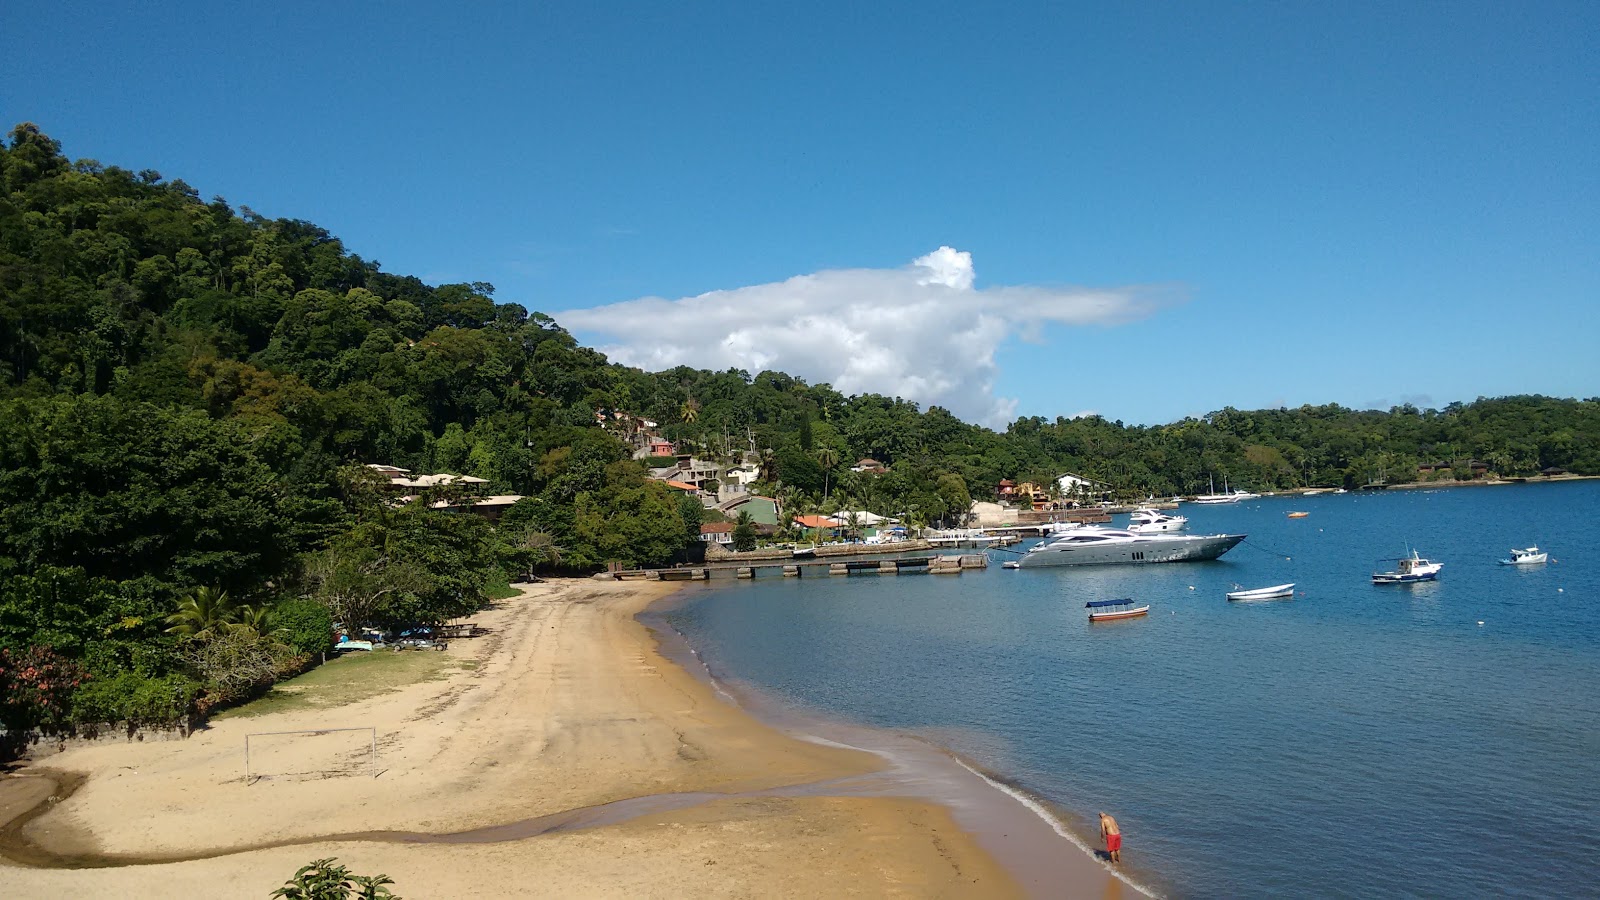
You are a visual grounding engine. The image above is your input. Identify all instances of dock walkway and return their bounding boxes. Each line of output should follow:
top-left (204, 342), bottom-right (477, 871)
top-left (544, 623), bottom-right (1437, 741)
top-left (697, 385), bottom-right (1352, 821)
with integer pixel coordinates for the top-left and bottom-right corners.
top-left (602, 553), bottom-right (988, 581)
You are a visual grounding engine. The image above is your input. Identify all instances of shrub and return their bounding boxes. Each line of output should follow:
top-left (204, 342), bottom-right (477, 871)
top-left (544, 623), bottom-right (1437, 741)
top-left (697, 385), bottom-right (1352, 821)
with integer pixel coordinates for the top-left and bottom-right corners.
top-left (70, 672), bottom-right (200, 727)
top-left (275, 598), bottom-right (334, 656)
top-left (0, 646), bottom-right (87, 734)
top-left (272, 857), bottom-right (399, 899)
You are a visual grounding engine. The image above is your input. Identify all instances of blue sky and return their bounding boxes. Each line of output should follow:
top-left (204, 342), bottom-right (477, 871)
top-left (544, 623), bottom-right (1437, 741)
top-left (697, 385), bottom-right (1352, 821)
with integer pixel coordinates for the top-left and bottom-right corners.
top-left (6, 1), bottom-right (1597, 425)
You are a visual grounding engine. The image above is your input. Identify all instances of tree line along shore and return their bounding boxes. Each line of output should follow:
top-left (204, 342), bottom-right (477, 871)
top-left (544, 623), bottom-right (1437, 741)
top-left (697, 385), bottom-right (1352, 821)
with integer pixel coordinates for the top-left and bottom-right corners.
top-left (3, 121), bottom-right (1598, 745)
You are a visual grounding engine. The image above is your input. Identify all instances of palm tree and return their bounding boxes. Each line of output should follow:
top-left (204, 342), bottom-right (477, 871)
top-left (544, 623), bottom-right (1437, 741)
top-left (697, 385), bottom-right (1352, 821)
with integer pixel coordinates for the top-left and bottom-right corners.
top-left (679, 398), bottom-right (700, 424)
top-left (816, 447), bottom-right (839, 504)
top-left (165, 586), bottom-right (238, 641)
top-left (758, 448), bottom-right (779, 483)
top-left (234, 603), bottom-right (290, 650)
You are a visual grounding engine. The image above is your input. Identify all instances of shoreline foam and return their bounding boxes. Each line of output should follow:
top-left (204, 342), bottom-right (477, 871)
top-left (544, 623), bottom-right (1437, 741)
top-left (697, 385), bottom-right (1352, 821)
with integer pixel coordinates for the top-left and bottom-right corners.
top-left (644, 586), bottom-right (1140, 898)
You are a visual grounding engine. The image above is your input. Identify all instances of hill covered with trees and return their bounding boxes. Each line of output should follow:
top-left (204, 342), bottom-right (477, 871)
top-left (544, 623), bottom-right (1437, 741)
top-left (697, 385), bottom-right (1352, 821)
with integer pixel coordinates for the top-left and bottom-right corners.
top-left (2, 123), bottom-right (1597, 741)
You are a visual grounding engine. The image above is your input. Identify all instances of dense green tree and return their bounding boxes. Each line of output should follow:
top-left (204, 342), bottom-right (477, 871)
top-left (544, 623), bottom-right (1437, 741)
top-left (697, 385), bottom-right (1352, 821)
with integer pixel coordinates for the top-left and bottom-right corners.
top-left (4, 123), bottom-right (1598, 735)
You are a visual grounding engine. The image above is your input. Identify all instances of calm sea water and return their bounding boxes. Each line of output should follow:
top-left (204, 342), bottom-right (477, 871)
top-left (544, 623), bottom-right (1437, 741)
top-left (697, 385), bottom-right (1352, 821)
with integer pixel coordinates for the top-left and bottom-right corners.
top-left (665, 481), bottom-right (1600, 898)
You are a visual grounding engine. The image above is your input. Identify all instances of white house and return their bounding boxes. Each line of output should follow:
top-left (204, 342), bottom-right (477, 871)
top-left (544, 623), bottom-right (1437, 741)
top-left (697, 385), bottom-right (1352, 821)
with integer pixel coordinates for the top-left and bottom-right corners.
top-left (1056, 472), bottom-right (1107, 495)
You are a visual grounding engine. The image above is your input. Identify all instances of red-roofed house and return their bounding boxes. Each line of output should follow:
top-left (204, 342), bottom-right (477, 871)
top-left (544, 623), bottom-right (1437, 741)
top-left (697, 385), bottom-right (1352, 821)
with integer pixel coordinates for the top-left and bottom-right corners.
top-left (699, 521), bottom-right (734, 545)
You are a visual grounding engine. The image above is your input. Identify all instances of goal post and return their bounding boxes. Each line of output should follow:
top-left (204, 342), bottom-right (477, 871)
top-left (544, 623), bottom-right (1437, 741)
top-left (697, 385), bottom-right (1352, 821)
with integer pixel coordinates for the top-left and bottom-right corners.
top-left (245, 727), bottom-right (378, 784)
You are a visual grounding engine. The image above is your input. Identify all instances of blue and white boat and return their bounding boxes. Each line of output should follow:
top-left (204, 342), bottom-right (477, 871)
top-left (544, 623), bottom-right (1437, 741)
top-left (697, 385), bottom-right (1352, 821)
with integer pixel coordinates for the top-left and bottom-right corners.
top-left (1372, 550), bottom-right (1443, 584)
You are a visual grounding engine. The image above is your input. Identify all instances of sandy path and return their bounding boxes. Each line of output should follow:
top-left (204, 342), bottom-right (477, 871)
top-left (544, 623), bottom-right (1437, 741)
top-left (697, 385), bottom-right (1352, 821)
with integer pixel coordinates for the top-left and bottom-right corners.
top-left (0, 581), bottom-right (1024, 897)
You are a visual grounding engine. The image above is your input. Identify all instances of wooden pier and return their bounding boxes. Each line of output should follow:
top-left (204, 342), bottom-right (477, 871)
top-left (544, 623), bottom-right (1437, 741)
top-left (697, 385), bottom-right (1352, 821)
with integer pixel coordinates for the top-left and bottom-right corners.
top-left (602, 553), bottom-right (988, 581)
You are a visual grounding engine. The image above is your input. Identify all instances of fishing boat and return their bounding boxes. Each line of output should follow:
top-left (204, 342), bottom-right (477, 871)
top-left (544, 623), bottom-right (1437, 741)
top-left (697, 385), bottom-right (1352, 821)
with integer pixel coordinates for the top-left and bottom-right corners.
top-left (1499, 546), bottom-right (1548, 565)
top-left (1086, 598), bottom-right (1150, 622)
top-left (1226, 583), bottom-right (1296, 601)
top-left (1287, 511), bottom-right (1310, 518)
top-left (1372, 550), bottom-right (1443, 584)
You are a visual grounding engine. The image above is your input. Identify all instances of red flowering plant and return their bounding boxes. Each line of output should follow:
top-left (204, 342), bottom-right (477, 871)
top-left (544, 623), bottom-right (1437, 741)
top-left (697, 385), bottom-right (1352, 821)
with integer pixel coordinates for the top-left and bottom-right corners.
top-left (0, 646), bottom-right (88, 735)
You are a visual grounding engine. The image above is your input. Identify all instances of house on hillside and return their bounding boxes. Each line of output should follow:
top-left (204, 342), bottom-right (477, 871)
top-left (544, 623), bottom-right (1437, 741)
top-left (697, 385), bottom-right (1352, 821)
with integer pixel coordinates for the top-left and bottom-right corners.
top-left (719, 494), bottom-right (780, 526)
top-left (997, 478), bottom-right (1017, 498)
top-left (644, 436), bottom-right (677, 456)
top-left (793, 514), bottom-right (844, 538)
top-left (1056, 472), bottom-right (1105, 495)
top-left (428, 494), bottom-right (525, 521)
top-left (699, 521), bottom-right (734, 545)
top-left (851, 458), bottom-right (887, 474)
top-left (650, 455), bottom-right (723, 502)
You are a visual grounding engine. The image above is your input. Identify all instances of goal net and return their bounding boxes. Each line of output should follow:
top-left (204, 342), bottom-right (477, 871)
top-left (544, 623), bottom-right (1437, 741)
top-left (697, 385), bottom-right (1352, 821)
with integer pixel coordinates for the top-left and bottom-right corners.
top-left (245, 727), bottom-right (378, 784)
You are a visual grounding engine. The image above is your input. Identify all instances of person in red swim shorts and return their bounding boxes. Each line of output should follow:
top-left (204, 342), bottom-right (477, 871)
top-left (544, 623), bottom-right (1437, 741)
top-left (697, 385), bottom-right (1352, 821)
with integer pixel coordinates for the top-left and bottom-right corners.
top-left (1099, 811), bottom-right (1122, 863)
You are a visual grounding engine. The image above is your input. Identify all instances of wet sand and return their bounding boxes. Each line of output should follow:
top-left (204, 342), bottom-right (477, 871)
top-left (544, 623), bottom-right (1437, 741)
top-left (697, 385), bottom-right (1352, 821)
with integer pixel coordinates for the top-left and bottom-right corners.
top-left (0, 580), bottom-right (1122, 897)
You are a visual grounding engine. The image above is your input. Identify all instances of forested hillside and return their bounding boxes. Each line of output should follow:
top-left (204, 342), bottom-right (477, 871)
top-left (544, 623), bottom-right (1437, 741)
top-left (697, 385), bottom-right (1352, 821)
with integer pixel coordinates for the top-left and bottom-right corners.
top-left (2, 123), bottom-right (1597, 739)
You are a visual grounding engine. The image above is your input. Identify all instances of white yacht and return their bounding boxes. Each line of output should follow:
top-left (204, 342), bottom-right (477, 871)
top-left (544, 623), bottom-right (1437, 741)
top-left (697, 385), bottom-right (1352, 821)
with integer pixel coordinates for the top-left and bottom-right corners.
top-left (1127, 508), bottom-right (1188, 533)
top-left (1016, 527), bottom-right (1245, 568)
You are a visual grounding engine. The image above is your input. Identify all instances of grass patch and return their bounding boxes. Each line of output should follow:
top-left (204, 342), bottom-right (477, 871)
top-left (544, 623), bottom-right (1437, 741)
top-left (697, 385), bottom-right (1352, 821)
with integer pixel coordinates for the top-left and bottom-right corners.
top-left (485, 566), bottom-right (521, 600)
top-left (213, 650), bottom-right (463, 720)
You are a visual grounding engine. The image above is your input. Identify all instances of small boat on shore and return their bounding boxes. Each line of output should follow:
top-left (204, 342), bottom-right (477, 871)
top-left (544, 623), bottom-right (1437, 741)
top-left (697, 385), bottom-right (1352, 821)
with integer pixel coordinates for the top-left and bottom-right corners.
top-left (1373, 550), bottom-right (1443, 584)
top-left (1226, 583), bottom-right (1296, 601)
top-left (1500, 546), bottom-right (1548, 565)
top-left (1086, 598), bottom-right (1149, 622)
top-left (1287, 511), bottom-right (1309, 518)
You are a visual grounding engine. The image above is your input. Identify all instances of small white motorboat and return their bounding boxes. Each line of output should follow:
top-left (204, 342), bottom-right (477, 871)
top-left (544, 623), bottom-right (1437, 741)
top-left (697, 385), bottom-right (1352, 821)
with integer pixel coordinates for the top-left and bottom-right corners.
top-left (1500, 546), bottom-right (1548, 565)
top-left (1225, 583), bottom-right (1296, 601)
top-left (1373, 550), bottom-right (1443, 584)
top-left (1086, 598), bottom-right (1150, 622)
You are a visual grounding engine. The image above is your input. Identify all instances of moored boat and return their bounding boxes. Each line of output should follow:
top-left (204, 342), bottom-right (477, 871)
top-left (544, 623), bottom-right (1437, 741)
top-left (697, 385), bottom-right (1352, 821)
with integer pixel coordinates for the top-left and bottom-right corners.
top-left (1499, 546), bottom-right (1547, 565)
top-left (1226, 582), bottom-right (1296, 601)
top-left (1372, 550), bottom-right (1443, 584)
top-left (1016, 527), bottom-right (1246, 568)
top-left (1127, 508), bottom-right (1189, 533)
top-left (1086, 598), bottom-right (1149, 621)
top-left (1287, 511), bottom-right (1310, 518)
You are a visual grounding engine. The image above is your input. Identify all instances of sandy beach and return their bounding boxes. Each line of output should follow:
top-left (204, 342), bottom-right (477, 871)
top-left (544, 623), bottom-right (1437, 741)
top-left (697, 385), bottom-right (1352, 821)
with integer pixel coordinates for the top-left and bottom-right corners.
top-left (0, 580), bottom-right (1122, 898)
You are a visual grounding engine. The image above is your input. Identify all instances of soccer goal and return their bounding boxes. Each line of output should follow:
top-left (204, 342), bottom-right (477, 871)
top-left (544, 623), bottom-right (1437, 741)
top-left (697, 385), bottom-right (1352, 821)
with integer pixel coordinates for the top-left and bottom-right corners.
top-left (244, 727), bottom-right (378, 785)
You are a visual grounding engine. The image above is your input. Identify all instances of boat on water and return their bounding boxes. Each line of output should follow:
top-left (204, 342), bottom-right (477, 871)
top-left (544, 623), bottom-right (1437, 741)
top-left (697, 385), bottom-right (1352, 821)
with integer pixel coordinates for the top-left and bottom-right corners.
top-left (1086, 598), bottom-right (1150, 622)
top-left (1499, 546), bottom-right (1548, 566)
top-left (926, 528), bottom-right (1002, 547)
top-left (1287, 511), bottom-right (1310, 518)
top-left (1016, 526), bottom-right (1246, 568)
top-left (1192, 475), bottom-right (1258, 504)
top-left (1372, 550), bottom-right (1443, 584)
top-left (1226, 583), bottom-right (1296, 601)
top-left (1127, 508), bottom-right (1188, 533)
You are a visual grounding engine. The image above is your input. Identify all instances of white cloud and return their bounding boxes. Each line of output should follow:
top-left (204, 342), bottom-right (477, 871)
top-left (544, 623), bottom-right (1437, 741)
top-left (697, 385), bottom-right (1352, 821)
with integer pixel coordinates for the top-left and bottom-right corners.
top-left (556, 248), bottom-right (1177, 428)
